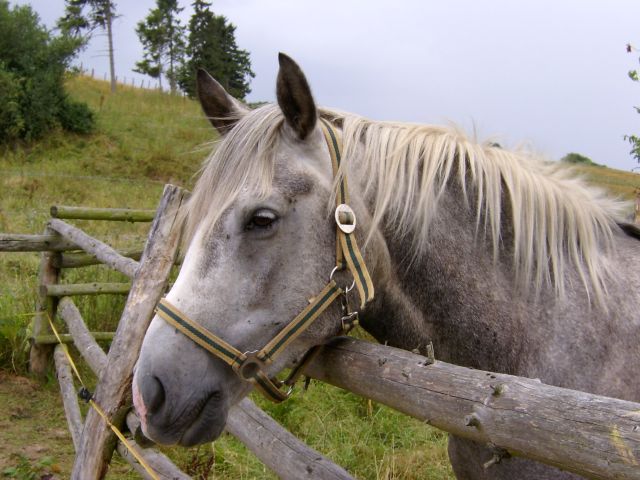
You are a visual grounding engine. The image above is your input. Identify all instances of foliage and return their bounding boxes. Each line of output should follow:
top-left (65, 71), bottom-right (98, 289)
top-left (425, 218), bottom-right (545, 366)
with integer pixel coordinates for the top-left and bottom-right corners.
top-left (178, 0), bottom-right (254, 99)
top-left (560, 152), bottom-right (601, 167)
top-left (0, 1), bottom-right (93, 143)
top-left (626, 43), bottom-right (640, 164)
top-left (135, 0), bottom-right (186, 93)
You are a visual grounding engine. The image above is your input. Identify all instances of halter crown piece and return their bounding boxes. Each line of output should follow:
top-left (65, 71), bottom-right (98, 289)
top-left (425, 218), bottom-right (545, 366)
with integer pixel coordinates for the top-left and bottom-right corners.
top-left (155, 119), bottom-right (375, 402)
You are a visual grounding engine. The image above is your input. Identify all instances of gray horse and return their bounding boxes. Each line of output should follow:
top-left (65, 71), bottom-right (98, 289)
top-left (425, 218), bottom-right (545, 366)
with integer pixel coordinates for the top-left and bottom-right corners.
top-left (133, 54), bottom-right (640, 479)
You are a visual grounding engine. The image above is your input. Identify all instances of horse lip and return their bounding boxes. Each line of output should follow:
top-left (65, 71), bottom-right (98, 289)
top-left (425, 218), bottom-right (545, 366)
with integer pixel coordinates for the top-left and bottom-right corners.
top-left (178, 391), bottom-right (228, 446)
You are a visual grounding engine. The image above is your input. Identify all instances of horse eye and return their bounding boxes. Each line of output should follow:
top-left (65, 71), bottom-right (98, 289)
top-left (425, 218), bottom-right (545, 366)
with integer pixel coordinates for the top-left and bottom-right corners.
top-left (246, 209), bottom-right (278, 230)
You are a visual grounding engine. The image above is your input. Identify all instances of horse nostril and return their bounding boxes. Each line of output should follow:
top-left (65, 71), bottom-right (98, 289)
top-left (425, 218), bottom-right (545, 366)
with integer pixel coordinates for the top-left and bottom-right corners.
top-left (140, 375), bottom-right (165, 414)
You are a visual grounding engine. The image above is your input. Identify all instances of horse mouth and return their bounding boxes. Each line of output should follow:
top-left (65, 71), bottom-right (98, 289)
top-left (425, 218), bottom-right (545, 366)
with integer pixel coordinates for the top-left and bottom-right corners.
top-left (177, 391), bottom-right (228, 446)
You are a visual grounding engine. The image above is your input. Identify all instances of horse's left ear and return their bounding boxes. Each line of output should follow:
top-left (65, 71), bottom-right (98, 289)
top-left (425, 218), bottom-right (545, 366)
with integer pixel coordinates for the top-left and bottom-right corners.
top-left (276, 53), bottom-right (317, 140)
top-left (196, 69), bottom-right (248, 135)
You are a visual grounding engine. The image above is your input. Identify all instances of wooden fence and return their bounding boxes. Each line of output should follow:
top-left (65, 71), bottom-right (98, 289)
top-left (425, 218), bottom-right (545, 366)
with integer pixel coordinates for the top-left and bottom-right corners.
top-left (1, 185), bottom-right (639, 479)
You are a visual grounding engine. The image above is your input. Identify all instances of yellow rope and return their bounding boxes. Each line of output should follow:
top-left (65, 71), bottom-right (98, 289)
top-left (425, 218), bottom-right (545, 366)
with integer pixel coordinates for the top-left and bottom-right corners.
top-left (46, 313), bottom-right (160, 480)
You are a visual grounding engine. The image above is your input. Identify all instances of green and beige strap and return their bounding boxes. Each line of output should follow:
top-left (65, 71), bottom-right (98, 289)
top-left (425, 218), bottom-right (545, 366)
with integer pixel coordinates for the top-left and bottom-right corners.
top-left (155, 119), bottom-right (374, 403)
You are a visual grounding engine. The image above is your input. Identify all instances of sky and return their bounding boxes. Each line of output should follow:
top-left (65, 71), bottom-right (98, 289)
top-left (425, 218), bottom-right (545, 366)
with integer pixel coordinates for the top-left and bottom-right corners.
top-left (12, 0), bottom-right (640, 172)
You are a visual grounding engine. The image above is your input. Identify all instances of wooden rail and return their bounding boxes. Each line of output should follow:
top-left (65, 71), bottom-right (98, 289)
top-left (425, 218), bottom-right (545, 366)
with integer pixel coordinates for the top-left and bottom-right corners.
top-left (42, 282), bottom-right (131, 297)
top-left (304, 337), bottom-right (640, 480)
top-left (50, 206), bottom-right (156, 222)
top-left (0, 233), bottom-right (78, 252)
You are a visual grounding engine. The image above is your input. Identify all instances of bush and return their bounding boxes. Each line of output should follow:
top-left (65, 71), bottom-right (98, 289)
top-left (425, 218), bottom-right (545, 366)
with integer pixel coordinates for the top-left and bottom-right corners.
top-left (560, 152), bottom-right (601, 167)
top-left (0, 1), bottom-right (94, 143)
top-left (58, 98), bottom-right (95, 134)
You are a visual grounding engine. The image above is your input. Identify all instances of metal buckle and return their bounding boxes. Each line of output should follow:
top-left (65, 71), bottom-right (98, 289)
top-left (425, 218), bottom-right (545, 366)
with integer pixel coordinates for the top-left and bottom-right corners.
top-left (335, 204), bottom-right (356, 234)
top-left (237, 351), bottom-right (267, 381)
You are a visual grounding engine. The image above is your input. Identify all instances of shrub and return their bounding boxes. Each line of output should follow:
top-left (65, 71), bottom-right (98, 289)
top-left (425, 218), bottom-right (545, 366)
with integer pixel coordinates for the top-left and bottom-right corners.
top-left (58, 98), bottom-right (95, 134)
top-left (0, 1), bottom-right (94, 143)
top-left (560, 152), bottom-right (601, 167)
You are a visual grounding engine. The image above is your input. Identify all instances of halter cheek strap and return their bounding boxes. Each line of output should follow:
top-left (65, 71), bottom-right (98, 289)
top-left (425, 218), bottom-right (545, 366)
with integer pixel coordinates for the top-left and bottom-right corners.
top-left (155, 119), bottom-right (374, 403)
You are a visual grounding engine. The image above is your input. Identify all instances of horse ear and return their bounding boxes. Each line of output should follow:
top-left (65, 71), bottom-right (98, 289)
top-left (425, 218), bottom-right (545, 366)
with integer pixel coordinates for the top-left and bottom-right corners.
top-left (196, 69), bottom-right (248, 134)
top-left (276, 53), bottom-right (317, 140)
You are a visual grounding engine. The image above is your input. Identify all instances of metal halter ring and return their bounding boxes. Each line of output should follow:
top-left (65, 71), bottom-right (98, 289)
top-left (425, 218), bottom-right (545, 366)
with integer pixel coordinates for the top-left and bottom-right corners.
top-left (335, 204), bottom-right (356, 234)
top-left (329, 265), bottom-right (355, 293)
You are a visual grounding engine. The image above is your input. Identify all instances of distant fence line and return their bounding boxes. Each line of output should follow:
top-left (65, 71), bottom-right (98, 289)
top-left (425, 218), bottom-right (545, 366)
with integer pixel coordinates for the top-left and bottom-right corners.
top-left (77, 63), bottom-right (187, 96)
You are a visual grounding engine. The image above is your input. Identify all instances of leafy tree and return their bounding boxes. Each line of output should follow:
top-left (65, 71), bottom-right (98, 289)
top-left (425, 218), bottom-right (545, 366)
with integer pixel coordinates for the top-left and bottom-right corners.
top-left (560, 152), bottom-right (601, 167)
top-left (58, 0), bottom-right (118, 92)
top-left (0, 1), bottom-right (93, 143)
top-left (179, 0), bottom-right (254, 99)
top-left (625, 43), bottom-right (640, 164)
top-left (135, 0), bottom-right (186, 93)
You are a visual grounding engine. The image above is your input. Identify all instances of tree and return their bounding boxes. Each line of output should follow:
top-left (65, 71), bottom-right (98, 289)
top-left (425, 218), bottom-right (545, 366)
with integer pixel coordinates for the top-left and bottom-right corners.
top-left (178, 0), bottom-right (254, 99)
top-left (135, 0), bottom-right (185, 93)
top-left (58, 0), bottom-right (118, 93)
top-left (0, 1), bottom-right (93, 143)
top-left (625, 43), bottom-right (640, 164)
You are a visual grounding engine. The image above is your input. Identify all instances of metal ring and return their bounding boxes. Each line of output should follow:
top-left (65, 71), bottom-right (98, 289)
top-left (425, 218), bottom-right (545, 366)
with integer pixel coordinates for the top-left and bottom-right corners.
top-left (329, 266), bottom-right (355, 292)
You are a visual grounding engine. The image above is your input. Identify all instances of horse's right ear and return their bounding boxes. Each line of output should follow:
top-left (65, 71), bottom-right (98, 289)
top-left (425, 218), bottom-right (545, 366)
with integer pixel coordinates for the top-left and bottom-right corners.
top-left (196, 69), bottom-right (248, 134)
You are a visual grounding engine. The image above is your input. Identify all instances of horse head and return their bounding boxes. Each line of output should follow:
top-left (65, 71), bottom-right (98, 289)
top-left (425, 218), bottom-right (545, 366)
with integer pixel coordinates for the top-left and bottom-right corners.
top-left (133, 54), bottom-right (382, 446)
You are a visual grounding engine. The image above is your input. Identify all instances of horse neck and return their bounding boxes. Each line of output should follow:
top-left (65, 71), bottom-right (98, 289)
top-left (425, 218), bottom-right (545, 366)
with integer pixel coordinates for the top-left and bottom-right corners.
top-left (359, 182), bottom-right (539, 374)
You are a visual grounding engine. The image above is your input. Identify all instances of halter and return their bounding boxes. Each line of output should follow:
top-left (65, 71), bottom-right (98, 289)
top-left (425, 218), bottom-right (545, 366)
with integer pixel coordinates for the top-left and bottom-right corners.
top-left (155, 119), bottom-right (374, 402)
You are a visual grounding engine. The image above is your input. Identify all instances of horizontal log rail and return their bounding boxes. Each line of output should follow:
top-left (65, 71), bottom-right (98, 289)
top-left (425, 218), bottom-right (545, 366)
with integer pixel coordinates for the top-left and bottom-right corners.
top-left (0, 233), bottom-right (79, 252)
top-left (34, 332), bottom-right (114, 345)
top-left (42, 282), bottom-right (131, 297)
top-left (54, 248), bottom-right (143, 269)
top-left (48, 219), bottom-right (139, 278)
top-left (50, 206), bottom-right (156, 222)
top-left (304, 337), bottom-right (640, 480)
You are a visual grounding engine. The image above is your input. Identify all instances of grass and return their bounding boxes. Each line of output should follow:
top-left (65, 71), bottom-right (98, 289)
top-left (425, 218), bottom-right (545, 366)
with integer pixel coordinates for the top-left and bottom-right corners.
top-left (1, 74), bottom-right (638, 479)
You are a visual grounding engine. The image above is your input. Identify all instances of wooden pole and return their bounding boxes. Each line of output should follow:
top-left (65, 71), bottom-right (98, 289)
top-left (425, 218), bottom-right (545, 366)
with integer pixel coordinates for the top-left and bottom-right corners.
top-left (50, 206), bottom-right (156, 222)
top-left (0, 233), bottom-right (79, 252)
top-left (227, 398), bottom-right (354, 480)
top-left (54, 248), bottom-right (143, 269)
top-left (34, 332), bottom-right (114, 345)
top-left (54, 345), bottom-right (83, 451)
top-left (43, 282), bottom-right (131, 297)
top-left (48, 219), bottom-right (139, 278)
top-left (29, 227), bottom-right (61, 376)
top-left (72, 185), bottom-right (186, 479)
top-left (303, 337), bottom-right (640, 480)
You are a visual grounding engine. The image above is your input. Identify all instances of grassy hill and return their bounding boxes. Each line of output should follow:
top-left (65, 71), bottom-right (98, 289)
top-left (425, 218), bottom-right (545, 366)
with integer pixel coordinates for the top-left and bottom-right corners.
top-left (1, 75), bottom-right (638, 479)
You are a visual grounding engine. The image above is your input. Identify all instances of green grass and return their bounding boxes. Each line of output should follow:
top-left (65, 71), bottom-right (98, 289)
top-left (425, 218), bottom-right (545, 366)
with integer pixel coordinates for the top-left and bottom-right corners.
top-left (0, 75), bottom-right (455, 479)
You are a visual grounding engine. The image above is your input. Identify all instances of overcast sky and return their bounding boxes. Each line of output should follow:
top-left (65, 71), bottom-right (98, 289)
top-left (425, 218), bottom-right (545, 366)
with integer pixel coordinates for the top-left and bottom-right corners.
top-left (12, 0), bottom-right (640, 171)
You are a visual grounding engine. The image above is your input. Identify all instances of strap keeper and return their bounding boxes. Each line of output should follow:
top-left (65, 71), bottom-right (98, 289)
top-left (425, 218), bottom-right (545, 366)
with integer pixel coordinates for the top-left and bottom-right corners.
top-left (335, 204), bottom-right (356, 233)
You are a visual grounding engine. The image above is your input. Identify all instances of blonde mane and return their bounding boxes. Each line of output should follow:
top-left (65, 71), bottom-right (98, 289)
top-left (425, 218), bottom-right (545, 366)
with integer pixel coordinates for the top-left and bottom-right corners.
top-left (184, 104), bottom-right (627, 303)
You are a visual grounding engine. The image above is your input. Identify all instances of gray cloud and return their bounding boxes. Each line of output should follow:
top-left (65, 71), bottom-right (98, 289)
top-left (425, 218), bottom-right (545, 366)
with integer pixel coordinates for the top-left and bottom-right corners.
top-left (12, 0), bottom-right (640, 171)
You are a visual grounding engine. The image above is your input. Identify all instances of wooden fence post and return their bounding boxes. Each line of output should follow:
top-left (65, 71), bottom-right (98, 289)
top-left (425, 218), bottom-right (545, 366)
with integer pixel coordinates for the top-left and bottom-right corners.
top-left (71, 185), bottom-right (186, 479)
top-left (30, 226), bottom-right (60, 376)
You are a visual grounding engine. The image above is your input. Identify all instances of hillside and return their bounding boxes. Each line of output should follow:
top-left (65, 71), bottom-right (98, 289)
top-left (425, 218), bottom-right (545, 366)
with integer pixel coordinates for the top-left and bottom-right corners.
top-left (1, 75), bottom-right (638, 479)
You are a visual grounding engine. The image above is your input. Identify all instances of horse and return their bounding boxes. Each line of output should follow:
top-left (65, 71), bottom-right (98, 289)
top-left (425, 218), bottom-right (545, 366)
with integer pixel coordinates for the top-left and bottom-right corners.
top-left (133, 53), bottom-right (640, 479)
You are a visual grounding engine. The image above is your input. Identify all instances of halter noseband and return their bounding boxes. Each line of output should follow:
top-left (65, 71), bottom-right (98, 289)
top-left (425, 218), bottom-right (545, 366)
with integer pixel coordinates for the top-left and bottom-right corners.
top-left (155, 119), bottom-right (374, 402)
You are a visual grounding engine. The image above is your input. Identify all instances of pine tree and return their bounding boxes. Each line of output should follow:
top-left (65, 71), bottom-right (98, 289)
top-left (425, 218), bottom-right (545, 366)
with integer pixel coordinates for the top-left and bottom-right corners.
top-left (179, 0), bottom-right (254, 99)
top-left (58, 0), bottom-right (118, 93)
top-left (135, 0), bottom-right (185, 93)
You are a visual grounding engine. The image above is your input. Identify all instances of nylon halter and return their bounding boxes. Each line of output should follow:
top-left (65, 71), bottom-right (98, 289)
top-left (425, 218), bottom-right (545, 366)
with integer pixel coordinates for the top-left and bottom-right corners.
top-left (155, 119), bottom-right (374, 402)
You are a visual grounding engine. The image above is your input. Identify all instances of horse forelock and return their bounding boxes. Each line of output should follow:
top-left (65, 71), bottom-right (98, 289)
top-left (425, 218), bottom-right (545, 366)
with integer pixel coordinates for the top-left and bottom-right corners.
top-left (184, 104), bottom-right (629, 305)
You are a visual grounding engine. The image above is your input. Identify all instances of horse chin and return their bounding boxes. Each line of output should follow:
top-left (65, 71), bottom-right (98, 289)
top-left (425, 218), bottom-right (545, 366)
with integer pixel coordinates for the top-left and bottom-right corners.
top-left (177, 395), bottom-right (229, 446)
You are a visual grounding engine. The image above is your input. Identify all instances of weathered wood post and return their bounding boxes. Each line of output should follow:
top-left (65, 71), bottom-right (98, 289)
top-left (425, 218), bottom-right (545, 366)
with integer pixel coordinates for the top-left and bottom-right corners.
top-left (30, 226), bottom-right (61, 376)
top-left (71, 185), bottom-right (186, 479)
